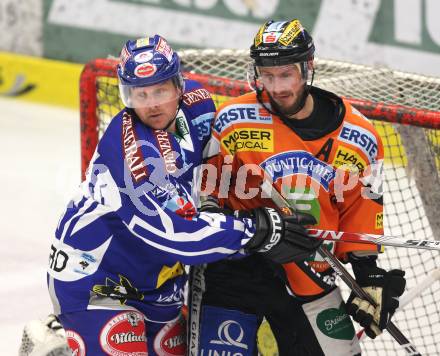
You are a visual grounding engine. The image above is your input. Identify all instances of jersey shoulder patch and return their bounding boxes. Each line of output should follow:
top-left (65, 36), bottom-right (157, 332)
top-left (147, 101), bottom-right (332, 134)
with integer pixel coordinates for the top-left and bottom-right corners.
top-left (182, 80), bottom-right (213, 107)
top-left (213, 94), bottom-right (273, 134)
top-left (337, 105), bottom-right (382, 164)
top-left (182, 79), bottom-right (215, 113)
top-left (181, 79), bottom-right (216, 142)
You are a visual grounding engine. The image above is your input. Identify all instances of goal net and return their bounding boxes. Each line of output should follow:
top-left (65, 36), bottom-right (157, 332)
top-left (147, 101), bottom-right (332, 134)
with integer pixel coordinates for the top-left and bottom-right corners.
top-left (80, 50), bottom-right (440, 355)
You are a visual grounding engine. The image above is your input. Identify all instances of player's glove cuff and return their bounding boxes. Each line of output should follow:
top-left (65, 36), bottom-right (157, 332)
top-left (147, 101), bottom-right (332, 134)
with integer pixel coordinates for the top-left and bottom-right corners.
top-left (244, 207), bottom-right (320, 264)
top-left (346, 254), bottom-right (406, 337)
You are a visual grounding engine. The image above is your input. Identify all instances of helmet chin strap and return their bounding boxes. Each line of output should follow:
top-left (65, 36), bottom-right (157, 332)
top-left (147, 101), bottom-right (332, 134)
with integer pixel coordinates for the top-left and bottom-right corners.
top-left (162, 112), bottom-right (178, 131)
top-left (161, 97), bottom-right (183, 132)
top-left (161, 80), bottom-right (186, 132)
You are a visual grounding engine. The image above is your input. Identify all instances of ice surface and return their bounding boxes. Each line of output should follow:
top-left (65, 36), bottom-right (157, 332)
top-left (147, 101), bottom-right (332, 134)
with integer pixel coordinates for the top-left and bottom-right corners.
top-left (0, 97), bottom-right (79, 355)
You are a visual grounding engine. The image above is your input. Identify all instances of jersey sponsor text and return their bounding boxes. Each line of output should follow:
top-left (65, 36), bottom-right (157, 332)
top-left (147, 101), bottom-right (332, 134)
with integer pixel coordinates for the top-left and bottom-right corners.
top-left (183, 88), bottom-right (211, 106)
top-left (221, 128), bottom-right (273, 154)
top-left (122, 113), bottom-right (148, 181)
top-left (338, 122), bottom-right (378, 162)
top-left (154, 130), bottom-right (177, 173)
top-left (332, 146), bottom-right (366, 172)
top-left (260, 151), bottom-right (336, 191)
top-left (214, 104), bottom-right (272, 133)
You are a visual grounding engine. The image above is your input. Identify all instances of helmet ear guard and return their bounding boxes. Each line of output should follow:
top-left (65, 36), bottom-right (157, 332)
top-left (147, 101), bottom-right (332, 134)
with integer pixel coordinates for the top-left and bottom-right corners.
top-left (172, 72), bottom-right (185, 93)
top-left (246, 62), bottom-right (264, 92)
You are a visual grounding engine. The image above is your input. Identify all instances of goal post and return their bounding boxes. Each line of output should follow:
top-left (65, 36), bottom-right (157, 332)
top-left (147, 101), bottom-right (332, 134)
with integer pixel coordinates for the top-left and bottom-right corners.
top-left (79, 50), bottom-right (440, 355)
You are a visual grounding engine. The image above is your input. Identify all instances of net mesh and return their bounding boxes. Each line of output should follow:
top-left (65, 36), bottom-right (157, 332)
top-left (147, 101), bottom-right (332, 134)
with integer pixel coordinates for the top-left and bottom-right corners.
top-left (80, 50), bottom-right (440, 356)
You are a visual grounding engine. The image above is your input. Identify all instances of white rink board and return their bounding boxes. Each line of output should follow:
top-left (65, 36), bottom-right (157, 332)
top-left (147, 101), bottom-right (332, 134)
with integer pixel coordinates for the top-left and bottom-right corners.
top-left (0, 97), bottom-right (438, 355)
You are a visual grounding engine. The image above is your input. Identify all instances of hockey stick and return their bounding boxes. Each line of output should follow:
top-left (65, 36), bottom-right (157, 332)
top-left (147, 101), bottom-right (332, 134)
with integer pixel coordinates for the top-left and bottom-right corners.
top-left (308, 229), bottom-right (440, 252)
top-left (262, 180), bottom-right (422, 356)
top-left (357, 268), bottom-right (440, 340)
top-left (260, 180), bottom-right (440, 252)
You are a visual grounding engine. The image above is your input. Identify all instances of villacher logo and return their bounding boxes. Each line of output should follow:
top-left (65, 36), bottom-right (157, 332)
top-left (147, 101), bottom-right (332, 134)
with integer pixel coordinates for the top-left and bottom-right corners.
top-left (66, 330), bottom-right (86, 356)
top-left (154, 316), bottom-right (186, 355)
top-left (100, 311), bottom-right (148, 355)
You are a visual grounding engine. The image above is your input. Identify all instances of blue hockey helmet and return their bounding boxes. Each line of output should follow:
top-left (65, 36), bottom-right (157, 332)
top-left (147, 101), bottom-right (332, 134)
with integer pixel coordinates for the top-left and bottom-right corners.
top-left (117, 35), bottom-right (184, 108)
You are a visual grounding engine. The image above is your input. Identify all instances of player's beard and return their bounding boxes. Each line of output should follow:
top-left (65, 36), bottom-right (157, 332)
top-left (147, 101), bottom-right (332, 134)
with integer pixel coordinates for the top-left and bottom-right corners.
top-left (268, 83), bottom-right (307, 118)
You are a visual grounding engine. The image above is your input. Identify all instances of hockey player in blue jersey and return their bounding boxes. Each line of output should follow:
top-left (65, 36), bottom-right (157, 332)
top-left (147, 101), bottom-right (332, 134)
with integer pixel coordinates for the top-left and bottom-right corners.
top-left (46, 35), bottom-right (321, 356)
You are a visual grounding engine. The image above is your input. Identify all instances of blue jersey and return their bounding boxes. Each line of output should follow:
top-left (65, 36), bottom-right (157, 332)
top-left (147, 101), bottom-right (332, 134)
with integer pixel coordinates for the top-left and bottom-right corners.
top-left (47, 80), bottom-right (254, 323)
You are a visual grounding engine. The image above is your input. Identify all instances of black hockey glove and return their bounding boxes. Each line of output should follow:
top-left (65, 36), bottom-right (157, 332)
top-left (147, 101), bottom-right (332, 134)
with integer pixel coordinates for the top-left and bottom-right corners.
top-left (198, 196), bottom-right (232, 215)
top-left (346, 254), bottom-right (406, 338)
top-left (244, 207), bottom-right (321, 264)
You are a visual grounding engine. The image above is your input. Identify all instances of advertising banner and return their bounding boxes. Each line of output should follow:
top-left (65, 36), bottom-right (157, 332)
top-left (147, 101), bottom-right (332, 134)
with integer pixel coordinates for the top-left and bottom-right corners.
top-left (43, 0), bottom-right (440, 76)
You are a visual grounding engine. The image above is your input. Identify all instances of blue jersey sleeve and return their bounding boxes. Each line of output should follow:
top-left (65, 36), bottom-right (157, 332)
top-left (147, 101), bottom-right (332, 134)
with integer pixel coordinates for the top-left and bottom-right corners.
top-left (55, 114), bottom-right (253, 266)
top-left (181, 79), bottom-right (216, 151)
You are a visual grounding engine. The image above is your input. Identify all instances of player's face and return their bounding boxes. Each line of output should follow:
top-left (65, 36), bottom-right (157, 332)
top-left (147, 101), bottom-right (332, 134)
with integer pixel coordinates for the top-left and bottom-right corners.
top-left (132, 80), bottom-right (181, 130)
top-left (257, 63), bottom-right (306, 114)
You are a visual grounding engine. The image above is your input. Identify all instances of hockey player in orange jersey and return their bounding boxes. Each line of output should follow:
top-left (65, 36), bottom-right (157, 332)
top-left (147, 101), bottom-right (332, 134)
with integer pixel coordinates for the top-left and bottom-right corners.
top-left (188, 20), bottom-right (406, 355)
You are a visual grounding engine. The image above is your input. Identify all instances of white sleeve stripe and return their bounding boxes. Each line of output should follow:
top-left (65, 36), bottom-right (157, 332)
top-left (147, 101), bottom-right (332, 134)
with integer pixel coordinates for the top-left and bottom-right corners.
top-left (71, 203), bottom-right (114, 237)
top-left (135, 193), bottom-right (242, 242)
top-left (203, 136), bottom-right (220, 159)
top-left (241, 237), bottom-right (251, 246)
top-left (60, 197), bottom-right (97, 242)
top-left (124, 221), bottom-right (238, 256)
top-left (129, 214), bottom-right (229, 242)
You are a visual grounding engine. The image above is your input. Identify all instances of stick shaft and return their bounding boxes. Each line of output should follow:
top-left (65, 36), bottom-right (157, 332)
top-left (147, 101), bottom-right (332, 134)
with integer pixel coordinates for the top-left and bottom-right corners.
top-left (261, 179), bottom-right (440, 252)
top-left (308, 229), bottom-right (440, 252)
top-left (261, 180), bottom-right (421, 355)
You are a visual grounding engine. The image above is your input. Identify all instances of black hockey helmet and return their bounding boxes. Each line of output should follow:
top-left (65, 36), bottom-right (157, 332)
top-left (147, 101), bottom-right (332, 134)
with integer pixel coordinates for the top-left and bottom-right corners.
top-left (249, 19), bottom-right (316, 117)
top-left (250, 19), bottom-right (315, 67)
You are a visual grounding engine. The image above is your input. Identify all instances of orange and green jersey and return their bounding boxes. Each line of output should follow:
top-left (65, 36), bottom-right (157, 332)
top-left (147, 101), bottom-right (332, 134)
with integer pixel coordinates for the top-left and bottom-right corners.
top-left (203, 87), bottom-right (384, 298)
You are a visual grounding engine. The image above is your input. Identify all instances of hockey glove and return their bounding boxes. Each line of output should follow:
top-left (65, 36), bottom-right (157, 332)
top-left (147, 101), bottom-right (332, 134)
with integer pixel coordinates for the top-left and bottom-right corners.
top-left (346, 254), bottom-right (406, 338)
top-left (19, 314), bottom-right (71, 356)
top-left (198, 196), bottom-right (232, 215)
top-left (244, 207), bottom-right (321, 264)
